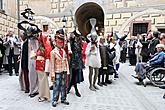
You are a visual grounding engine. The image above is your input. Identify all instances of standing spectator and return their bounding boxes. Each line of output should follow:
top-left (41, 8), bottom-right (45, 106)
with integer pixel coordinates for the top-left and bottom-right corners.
top-left (148, 31), bottom-right (160, 58)
top-left (106, 35), bottom-right (116, 82)
top-left (114, 34), bottom-right (127, 78)
top-left (98, 38), bottom-right (111, 86)
top-left (159, 33), bottom-right (165, 45)
top-left (120, 39), bottom-right (127, 63)
top-left (0, 35), bottom-right (5, 73)
top-left (128, 36), bottom-right (137, 65)
top-left (141, 34), bottom-right (149, 62)
top-left (135, 35), bottom-right (143, 63)
top-left (3, 29), bottom-right (21, 76)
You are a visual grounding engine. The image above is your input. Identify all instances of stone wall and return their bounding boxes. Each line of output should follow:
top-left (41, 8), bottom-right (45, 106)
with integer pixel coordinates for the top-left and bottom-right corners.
top-left (19, 0), bottom-right (165, 37)
top-left (104, 11), bottom-right (165, 34)
top-left (0, 0), bottom-right (18, 35)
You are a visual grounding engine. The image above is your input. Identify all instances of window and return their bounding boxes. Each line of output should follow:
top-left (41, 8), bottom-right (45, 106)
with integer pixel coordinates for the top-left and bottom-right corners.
top-left (158, 29), bottom-right (165, 33)
top-left (0, 0), bottom-right (2, 9)
top-left (133, 23), bottom-right (148, 36)
top-left (43, 25), bottom-right (48, 32)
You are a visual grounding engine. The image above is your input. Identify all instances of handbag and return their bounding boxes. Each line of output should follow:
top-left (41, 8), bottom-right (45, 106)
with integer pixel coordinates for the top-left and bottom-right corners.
top-left (36, 60), bottom-right (45, 71)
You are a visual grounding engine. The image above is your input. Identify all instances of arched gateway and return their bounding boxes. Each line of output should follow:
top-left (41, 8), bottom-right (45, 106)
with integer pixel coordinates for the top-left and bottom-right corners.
top-left (75, 2), bottom-right (104, 36)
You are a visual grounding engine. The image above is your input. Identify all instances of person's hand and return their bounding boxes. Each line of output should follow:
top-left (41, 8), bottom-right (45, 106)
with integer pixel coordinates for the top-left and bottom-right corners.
top-left (150, 53), bottom-right (154, 57)
top-left (51, 76), bottom-right (54, 82)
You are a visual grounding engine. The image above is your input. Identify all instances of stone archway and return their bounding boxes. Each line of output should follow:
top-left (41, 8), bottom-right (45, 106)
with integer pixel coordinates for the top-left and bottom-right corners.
top-left (118, 8), bottom-right (165, 37)
top-left (33, 16), bottom-right (59, 30)
top-left (75, 2), bottom-right (104, 36)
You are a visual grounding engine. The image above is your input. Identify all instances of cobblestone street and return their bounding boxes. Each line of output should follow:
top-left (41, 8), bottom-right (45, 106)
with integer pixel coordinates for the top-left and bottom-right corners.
top-left (0, 63), bottom-right (165, 110)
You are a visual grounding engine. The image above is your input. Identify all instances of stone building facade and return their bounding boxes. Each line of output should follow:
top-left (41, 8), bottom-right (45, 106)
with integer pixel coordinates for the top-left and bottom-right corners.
top-left (18, 0), bottom-right (165, 37)
top-left (0, 0), bottom-right (18, 35)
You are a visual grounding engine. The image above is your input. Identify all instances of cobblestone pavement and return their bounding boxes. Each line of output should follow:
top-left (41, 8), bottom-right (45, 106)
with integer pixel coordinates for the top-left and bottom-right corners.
top-left (0, 63), bottom-right (165, 110)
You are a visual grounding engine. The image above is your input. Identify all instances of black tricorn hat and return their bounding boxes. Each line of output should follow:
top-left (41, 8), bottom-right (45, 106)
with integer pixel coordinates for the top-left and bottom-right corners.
top-left (55, 34), bottom-right (65, 41)
top-left (73, 30), bottom-right (81, 37)
top-left (56, 29), bottom-right (64, 35)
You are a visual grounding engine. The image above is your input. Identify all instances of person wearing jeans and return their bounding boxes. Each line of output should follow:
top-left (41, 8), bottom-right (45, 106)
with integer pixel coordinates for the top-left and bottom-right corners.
top-left (50, 34), bottom-right (69, 107)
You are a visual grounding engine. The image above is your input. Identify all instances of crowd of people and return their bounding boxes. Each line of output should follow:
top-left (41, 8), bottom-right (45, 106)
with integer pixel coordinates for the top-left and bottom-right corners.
top-left (0, 26), bottom-right (165, 107)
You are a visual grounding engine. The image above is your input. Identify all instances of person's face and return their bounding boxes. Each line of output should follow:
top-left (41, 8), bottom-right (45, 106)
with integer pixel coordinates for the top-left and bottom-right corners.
top-left (27, 32), bottom-right (32, 37)
top-left (56, 39), bottom-right (64, 49)
top-left (147, 33), bottom-right (153, 40)
top-left (8, 31), bottom-right (13, 36)
top-left (162, 38), bottom-right (165, 44)
top-left (156, 47), bottom-right (163, 52)
top-left (20, 34), bottom-right (26, 41)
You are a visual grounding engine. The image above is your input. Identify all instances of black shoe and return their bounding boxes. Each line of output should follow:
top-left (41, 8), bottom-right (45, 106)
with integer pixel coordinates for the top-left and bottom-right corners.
top-left (159, 86), bottom-right (165, 89)
top-left (61, 100), bottom-right (69, 105)
top-left (163, 94), bottom-right (165, 99)
top-left (101, 82), bottom-right (107, 86)
top-left (25, 90), bottom-right (29, 93)
top-left (131, 75), bottom-right (139, 79)
top-left (52, 101), bottom-right (57, 107)
top-left (49, 85), bottom-right (53, 90)
top-left (105, 80), bottom-right (112, 84)
top-left (9, 73), bottom-right (13, 76)
top-left (97, 82), bottom-right (103, 87)
top-left (15, 73), bottom-right (19, 76)
top-left (29, 92), bottom-right (39, 98)
top-left (75, 91), bottom-right (81, 97)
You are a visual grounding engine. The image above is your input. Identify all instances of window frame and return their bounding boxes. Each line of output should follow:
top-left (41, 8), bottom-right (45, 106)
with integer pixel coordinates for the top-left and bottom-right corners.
top-left (130, 20), bottom-right (151, 37)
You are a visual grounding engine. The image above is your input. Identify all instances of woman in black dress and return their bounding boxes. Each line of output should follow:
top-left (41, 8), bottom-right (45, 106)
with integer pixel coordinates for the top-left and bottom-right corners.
top-left (67, 31), bottom-right (84, 97)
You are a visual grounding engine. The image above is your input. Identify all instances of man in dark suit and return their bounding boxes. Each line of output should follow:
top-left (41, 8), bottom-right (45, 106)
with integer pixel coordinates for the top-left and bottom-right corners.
top-left (0, 36), bottom-right (5, 73)
top-left (3, 29), bottom-right (21, 76)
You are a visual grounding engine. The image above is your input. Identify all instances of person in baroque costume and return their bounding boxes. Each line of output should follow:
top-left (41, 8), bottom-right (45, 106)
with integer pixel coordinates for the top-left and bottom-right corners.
top-left (67, 30), bottom-right (84, 97)
top-left (36, 33), bottom-right (52, 102)
top-left (85, 33), bottom-right (101, 91)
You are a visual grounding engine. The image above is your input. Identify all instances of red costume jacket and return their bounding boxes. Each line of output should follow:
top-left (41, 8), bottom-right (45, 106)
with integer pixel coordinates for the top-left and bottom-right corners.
top-left (36, 33), bottom-right (52, 71)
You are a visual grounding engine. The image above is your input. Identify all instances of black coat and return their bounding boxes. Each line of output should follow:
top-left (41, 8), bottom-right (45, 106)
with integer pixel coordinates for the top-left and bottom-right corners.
top-left (0, 37), bottom-right (5, 55)
top-left (106, 46), bottom-right (116, 66)
top-left (21, 39), bottom-right (28, 70)
top-left (148, 38), bottom-right (160, 55)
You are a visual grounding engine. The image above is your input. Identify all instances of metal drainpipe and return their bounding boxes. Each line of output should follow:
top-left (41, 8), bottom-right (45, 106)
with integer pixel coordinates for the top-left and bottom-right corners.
top-left (17, 0), bottom-right (20, 36)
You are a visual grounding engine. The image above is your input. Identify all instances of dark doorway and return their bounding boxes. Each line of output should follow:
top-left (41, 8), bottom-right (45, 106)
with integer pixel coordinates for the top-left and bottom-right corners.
top-left (75, 2), bottom-right (104, 36)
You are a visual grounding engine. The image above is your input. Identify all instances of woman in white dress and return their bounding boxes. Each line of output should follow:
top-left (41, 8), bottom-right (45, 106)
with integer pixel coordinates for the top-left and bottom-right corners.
top-left (85, 33), bottom-right (101, 91)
